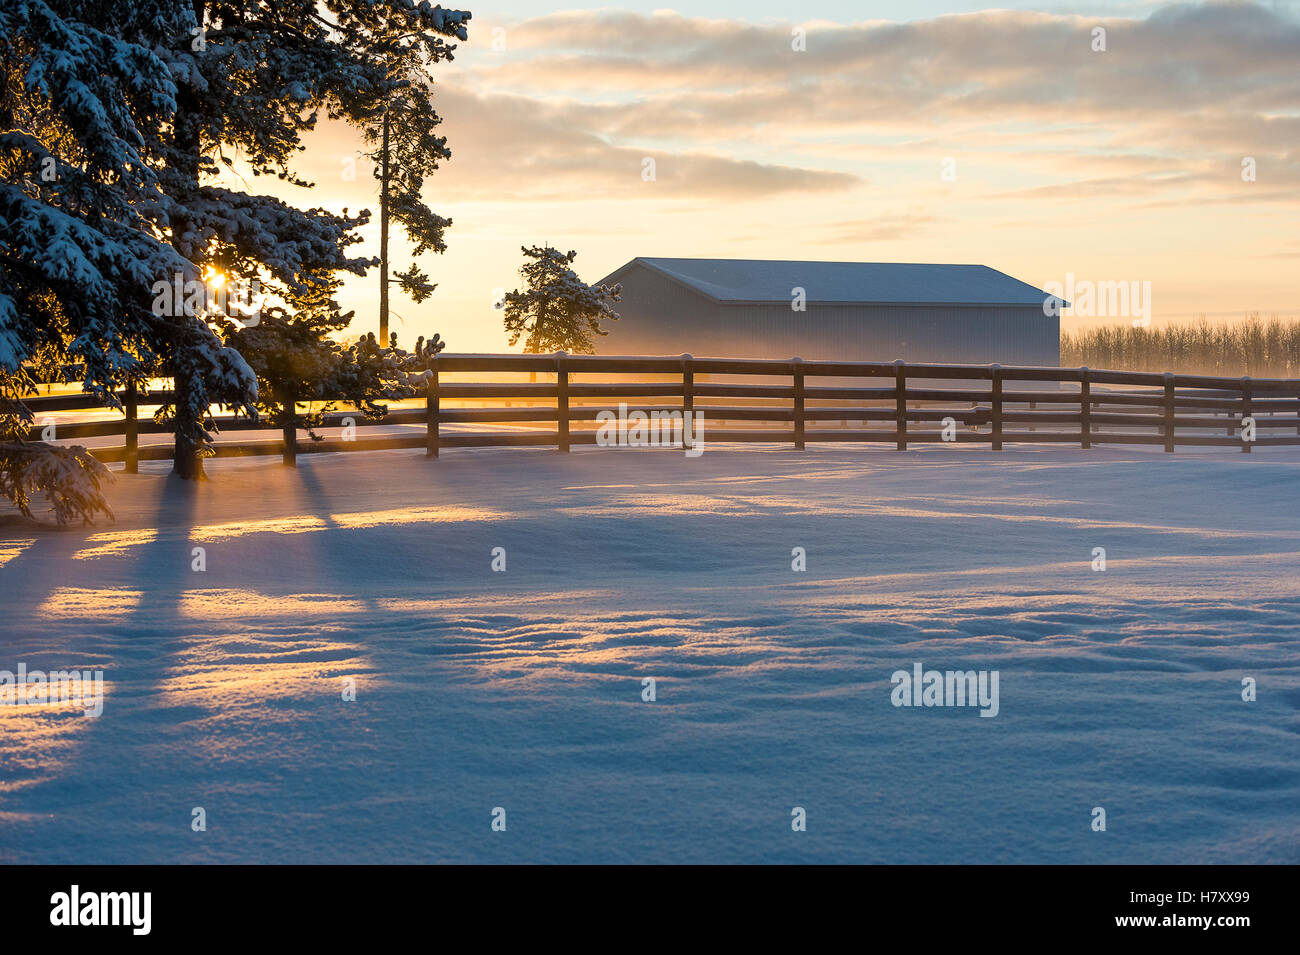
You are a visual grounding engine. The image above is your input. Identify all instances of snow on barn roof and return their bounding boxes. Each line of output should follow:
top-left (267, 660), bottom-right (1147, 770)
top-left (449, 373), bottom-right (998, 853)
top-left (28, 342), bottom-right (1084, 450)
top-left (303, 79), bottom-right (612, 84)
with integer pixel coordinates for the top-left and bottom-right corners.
top-left (618, 257), bottom-right (1061, 307)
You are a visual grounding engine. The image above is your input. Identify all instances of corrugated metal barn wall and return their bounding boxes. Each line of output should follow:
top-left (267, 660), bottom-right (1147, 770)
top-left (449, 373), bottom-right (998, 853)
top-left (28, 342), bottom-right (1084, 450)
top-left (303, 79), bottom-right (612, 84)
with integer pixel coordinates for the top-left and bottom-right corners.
top-left (714, 303), bottom-right (1060, 366)
top-left (596, 264), bottom-right (722, 356)
top-left (596, 264), bottom-right (1060, 366)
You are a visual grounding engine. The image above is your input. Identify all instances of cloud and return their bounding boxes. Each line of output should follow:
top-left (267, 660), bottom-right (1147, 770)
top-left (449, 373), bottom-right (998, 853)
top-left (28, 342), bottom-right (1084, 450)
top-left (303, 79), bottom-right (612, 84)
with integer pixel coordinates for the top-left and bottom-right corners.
top-left (472, 4), bottom-right (1299, 114)
top-left (431, 86), bottom-right (860, 200)
top-left (810, 213), bottom-right (946, 244)
top-left (442, 2), bottom-right (1300, 207)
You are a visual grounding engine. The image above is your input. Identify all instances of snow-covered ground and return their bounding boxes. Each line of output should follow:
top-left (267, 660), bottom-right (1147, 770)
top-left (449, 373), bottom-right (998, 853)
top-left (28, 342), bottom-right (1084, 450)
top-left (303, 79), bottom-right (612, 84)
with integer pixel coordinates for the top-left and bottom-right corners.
top-left (2, 443), bottom-right (1298, 863)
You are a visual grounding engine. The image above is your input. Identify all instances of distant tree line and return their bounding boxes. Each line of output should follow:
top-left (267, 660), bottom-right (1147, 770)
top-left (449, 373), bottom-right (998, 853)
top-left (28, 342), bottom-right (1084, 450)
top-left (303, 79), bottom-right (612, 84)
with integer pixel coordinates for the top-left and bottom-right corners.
top-left (1061, 315), bottom-right (1300, 378)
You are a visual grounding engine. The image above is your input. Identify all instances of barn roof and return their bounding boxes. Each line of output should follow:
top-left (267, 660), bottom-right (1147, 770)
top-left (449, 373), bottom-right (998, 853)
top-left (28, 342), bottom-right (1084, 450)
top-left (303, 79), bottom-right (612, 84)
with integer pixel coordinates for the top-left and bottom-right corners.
top-left (615, 257), bottom-right (1061, 307)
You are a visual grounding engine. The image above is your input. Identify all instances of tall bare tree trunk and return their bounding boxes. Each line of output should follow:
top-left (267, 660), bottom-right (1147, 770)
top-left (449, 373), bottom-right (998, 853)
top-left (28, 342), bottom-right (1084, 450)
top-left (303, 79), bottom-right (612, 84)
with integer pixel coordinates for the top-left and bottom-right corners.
top-left (171, 361), bottom-right (205, 480)
top-left (378, 109), bottom-right (390, 344)
top-left (171, 0), bottom-right (209, 480)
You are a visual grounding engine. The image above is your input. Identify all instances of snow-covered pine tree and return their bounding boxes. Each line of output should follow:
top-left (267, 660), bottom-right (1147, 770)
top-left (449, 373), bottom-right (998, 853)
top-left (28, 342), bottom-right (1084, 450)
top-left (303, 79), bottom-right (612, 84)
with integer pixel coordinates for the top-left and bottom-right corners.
top-left (146, 0), bottom-right (469, 477)
top-left (149, 0), bottom-right (359, 478)
top-left (500, 246), bottom-right (622, 355)
top-left (332, 329), bottom-right (444, 424)
top-left (2, 1), bottom-right (470, 496)
top-left (345, 4), bottom-right (464, 342)
top-left (0, 0), bottom-right (254, 520)
top-left (220, 271), bottom-right (443, 466)
top-left (25, 312), bottom-right (70, 393)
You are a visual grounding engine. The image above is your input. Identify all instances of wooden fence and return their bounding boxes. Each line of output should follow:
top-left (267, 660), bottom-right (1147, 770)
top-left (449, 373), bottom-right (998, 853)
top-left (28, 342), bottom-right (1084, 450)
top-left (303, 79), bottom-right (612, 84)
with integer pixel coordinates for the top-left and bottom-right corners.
top-left (22, 354), bottom-right (1300, 470)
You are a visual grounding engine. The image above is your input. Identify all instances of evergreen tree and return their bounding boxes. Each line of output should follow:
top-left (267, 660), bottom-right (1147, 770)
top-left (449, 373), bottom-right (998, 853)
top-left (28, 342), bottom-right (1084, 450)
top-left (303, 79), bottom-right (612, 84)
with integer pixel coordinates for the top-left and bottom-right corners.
top-left (0, 0), bottom-right (253, 518)
top-left (347, 4), bottom-right (464, 341)
top-left (151, 0), bottom-right (469, 477)
top-left (221, 272), bottom-right (443, 465)
top-left (1, 1), bottom-right (470, 498)
top-left (500, 246), bottom-right (622, 355)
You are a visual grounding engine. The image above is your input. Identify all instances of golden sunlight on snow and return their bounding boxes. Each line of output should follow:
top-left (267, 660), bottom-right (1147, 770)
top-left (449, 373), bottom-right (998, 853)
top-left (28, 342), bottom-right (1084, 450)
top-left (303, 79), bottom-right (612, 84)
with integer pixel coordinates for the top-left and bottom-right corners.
top-left (36, 587), bottom-right (144, 622)
top-left (156, 645), bottom-right (375, 714)
top-left (0, 539), bottom-right (36, 568)
top-left (177, 589), bottom-right (367, 620)
top-left (73, 528), bottom-right (160, 559)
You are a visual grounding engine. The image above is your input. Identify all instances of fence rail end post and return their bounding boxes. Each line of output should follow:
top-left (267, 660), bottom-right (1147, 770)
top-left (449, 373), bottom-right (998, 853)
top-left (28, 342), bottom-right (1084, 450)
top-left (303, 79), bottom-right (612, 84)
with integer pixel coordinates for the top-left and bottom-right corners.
top-left (792, 356), bottom-right (805, 451)
top-left (1163, 371), bottom-right (1175, 453)
top-left (894, 358), bottom-right (907, 451)
top-left (556, 351), bottom-right (570, 453)
top-left (425, 357), bottom-right (439, 458)
top-left (990, 363), bottom-right (1003, 451)
top-left (281, 383), bottom-right (298, 468)
top-left (124, 379), bottom-right (139, 473)
top-left (1241, 376), bottom-right (1252, 454)
top-left (1079, 366), bottom-right (1091, 450)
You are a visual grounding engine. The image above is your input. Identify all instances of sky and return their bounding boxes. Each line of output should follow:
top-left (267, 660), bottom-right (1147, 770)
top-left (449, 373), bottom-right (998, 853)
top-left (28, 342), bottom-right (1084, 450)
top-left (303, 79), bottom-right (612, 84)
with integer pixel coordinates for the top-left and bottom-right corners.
top-left (233, 1), bottom-right (1300, 351)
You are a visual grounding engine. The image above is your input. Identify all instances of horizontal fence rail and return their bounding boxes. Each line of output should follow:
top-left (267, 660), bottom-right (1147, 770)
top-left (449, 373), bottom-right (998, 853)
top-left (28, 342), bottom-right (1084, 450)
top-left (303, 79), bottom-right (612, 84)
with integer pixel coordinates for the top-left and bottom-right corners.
top-left (20, 354), bottom-right (1300, 468)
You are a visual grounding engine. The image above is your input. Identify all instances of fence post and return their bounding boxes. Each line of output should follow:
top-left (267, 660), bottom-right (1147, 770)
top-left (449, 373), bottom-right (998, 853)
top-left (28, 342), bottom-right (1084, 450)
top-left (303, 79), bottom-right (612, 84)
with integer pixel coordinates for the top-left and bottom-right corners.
top-left (556, 351), bottom-right (569, 453)
top-left (1163, 372), bottom-right (1175, 453)
top-left (682, 353), bottom-right (694, 421)
top-left (894, 359), bottom-right (906, 451)
top-left (425, 356), bottom-right (439, 458)
top-left (1241, 376), bottom-right (1252, 454)
top-left (792, 357), bottom-right (805, 451)
top-left (281, 382), bottom-right (297, 467)
top-left (1079, 367), bottom-right (1090, 450)
top-left (990, 364), bottom-right (1003, 451)
top-left (124, 379), bottom-right (139, 473)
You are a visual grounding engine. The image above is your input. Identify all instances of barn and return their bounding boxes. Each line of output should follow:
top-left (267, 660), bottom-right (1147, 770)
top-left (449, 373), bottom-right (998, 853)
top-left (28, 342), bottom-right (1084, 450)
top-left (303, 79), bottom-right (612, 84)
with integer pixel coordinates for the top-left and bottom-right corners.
top-left (594, 257), bottom-right (1062, 366)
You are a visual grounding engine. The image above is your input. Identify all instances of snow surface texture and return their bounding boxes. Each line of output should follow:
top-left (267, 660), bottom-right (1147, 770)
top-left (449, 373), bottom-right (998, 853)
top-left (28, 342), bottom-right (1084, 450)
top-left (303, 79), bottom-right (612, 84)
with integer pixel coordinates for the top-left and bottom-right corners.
top-left (1, 444), bottom-right (1297, 863)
